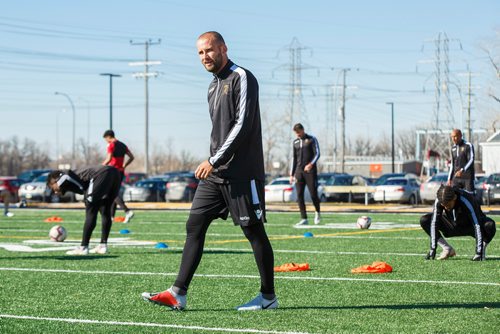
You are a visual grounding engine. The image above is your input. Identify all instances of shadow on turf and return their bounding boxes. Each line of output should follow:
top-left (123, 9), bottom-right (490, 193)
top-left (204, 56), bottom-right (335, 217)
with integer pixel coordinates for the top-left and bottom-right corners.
top-left (276, 302), bottom-right (500, 311)
top-left (0, 255), bottom-right (119, 261)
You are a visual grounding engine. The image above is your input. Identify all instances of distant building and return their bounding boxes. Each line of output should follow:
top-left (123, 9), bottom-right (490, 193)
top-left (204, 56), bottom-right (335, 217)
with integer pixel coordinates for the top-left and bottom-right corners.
top-left (321, 156), bottom-right (422, 178)
top-left (479, 131), bottom-right (500, 174)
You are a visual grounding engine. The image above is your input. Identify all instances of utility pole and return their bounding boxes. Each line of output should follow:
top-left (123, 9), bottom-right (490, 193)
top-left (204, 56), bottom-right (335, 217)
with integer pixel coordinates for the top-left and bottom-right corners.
top-left (130, 39), bottom-right (161, 175)
top-left (466, 71), bottom-right (472, 142)
top-left (100, 73), bottom-right (121, 130)
top-left (340, 69), bottom-right (347, 173)
top-left (386, 102), bottom-right (395, 173)
top-left (54, 92), bottom-right (76, 162)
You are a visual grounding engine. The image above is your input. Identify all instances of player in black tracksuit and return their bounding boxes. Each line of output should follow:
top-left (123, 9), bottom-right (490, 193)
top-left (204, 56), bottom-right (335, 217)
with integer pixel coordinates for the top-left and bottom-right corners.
top-left (47, 166), bottom-right (121, 255)
top-left (420, 185), bottom-right (496, 261)
top-left (290, 123), bottom-right (321, 225)
top-left (142, 32), bottom-right (276, 311)
top-left (447, 129), bottom-right (475, 192)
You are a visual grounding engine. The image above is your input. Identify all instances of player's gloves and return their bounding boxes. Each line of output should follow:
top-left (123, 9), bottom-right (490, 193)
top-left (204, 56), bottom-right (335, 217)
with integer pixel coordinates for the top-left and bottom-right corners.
top-left (425, 249), bottom-right (436, 260)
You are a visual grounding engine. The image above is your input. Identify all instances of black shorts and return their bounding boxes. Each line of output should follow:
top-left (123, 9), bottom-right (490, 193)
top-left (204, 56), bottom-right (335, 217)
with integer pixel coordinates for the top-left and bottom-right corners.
top-left (190, 179), bottom-right (266, 226)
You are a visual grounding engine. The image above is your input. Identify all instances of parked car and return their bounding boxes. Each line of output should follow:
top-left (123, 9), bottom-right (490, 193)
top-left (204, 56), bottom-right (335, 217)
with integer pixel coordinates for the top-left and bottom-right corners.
top-left (123, 179), bottom-right (166, 202)
top-left (374, 177), bottom-right (420, 204)
top-left (0, 177), bottom-right (23, 202)
top-left (17, 169), bottom-right (51, 183)
top-left (474, 175), bottom-right (488, 204)
top-left (18, 172), bottom-right (75, 203)
top-left (420, 172), bottom-right (448, 204)
top-left (319, 174), bottom-right (372, 202)
top-left (482, 173), bottom-right (500, 204)
top-left (265, 177), bottom-right (315, 203)
top-left (373, 173), bottom-right (418, 186)
top-left (124, 172), bottom-right (147, 185)
top-left (165, 173), bottom-right (199, 202)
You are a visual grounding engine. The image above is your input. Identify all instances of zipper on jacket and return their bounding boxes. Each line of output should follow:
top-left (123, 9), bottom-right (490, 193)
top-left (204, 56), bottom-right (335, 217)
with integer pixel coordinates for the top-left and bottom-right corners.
top-left (213, 77), bottom-right (221, 112)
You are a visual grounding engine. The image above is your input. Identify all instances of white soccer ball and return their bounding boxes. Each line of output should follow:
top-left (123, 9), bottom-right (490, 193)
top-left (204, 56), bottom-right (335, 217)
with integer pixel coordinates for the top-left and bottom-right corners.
top-left (49, 225), bottom-right (67, 242)
top-left (356, 216), bottom-right (372, 229)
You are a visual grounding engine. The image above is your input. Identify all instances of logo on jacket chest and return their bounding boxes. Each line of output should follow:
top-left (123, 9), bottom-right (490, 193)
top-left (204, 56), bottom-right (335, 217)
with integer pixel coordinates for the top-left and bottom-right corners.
top-left (223, 84), bottom-right (230, 95)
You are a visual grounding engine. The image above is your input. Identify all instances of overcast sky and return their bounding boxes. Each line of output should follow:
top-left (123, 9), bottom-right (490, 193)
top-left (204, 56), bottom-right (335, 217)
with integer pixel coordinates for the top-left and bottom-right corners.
top-left (1, 0), bottom-right (499, 161)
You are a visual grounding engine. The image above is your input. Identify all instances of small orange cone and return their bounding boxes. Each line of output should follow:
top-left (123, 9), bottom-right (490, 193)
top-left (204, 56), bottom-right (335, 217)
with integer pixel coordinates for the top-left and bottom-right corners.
top-left (274, 263), bottom-right (310, 272)
top-left (351, 261), bottom-right (392, 274)
top-left (44, 216), bottom-right (63, 223)
top-left (114, 216), bottom-right (126, 223)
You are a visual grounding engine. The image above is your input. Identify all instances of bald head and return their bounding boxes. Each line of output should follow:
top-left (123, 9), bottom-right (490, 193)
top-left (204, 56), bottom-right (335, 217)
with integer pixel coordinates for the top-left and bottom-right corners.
top-left (196, 31), bottom-right (228, 74)
top-left (451, 129), bottom-right (463, 145)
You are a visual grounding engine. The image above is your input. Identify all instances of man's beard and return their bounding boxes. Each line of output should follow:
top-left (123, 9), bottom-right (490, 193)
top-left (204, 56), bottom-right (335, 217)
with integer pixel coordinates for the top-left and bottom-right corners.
top-left (205, 55), bottom-right (223, 73)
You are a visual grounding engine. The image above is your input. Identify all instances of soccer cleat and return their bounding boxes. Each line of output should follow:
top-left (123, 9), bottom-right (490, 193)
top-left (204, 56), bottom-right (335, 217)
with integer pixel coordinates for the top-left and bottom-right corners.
top-left (66, 246), bottom-right (89, 256)
top-left (4, 212), bottom-right (14, 217)
top-left (295, 219), bottom-right (308, 226)
top-left (123, 210), bottom-right (135, 224)
top-left (142, 288), bottom-right (186, 310)
top-left (425, 249), bottom-right (436, 260)
top-left (471, 254), bottom-right (484, 261)
top-left (437, 248), bottom-right (456, 260)
top-left (89, 244), bottom-right (108, 254)
top-left (314, 212), bottom-right (321, 225)
top-left (236, 293), bottom-right (278, 311)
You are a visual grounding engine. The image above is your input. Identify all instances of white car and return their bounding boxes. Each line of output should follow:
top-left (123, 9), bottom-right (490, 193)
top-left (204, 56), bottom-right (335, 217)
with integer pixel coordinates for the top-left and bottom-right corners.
top-left (18, 172), bottom-right (74, 203)
top-left (373, 177), bottom-right (420, 204)
top-left (265, 177), bottom-right (317, 203)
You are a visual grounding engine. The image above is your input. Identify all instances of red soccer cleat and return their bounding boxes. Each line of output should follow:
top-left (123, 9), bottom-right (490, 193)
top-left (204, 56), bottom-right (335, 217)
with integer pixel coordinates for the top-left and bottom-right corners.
top-left (141, 288), bottom-right (186, 310)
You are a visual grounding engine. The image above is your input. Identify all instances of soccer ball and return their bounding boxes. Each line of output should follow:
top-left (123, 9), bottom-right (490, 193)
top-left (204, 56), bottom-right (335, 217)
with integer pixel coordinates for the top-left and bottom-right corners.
top-left (356, 216), bottom-right (372, 229)
top-left (49, 225), bottom-right (67, 242)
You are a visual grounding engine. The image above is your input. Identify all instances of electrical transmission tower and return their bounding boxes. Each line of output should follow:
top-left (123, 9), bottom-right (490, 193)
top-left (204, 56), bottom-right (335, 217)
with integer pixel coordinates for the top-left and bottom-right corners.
top-left (129, 39), bottom-right (161, 175)
top-left (274, 37), bottom-right (318, 135)
top-left (419, 32), bottom-right (463, 177)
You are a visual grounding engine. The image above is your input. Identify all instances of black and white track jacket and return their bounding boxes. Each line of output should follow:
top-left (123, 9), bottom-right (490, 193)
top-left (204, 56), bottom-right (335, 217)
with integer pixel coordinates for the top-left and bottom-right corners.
top-left (207, 60), bottom-right (265, 183)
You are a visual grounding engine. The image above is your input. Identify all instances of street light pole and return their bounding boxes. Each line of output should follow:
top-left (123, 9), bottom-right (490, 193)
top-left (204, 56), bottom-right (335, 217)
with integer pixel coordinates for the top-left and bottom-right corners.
top-left (55, 92), bottom-right (76, 162)
top-left (386, 102), bottom-right (395, 173)
top-left (100, 73), bottom-right (121, 130)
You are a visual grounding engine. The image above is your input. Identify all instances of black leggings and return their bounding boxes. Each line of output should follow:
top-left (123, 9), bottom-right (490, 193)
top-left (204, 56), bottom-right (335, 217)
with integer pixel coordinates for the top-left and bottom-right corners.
top-left (82, 199), bottom-right (114, 247)
top-left (295, 171), bottom-right (320, 219)
top-left (174, 214), bottom-right (275, 296)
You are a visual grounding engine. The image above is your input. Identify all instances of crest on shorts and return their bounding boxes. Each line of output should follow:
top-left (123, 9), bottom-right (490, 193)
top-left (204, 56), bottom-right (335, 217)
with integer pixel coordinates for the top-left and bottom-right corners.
top-left (223, 84), bottom-right (230, 95)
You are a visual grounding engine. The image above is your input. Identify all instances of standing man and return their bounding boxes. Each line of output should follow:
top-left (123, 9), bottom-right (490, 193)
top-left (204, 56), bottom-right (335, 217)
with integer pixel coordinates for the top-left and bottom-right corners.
top-left (47, 166), bottom-right (122, 255)
top-left (290, 123), bottom-right (321, 226)
top-left (0, 184), bottom-right (14, 217)
top-left (420, 185), bottom-right (496, 261)
top-left (447, 129), bottom-right (475, 193)
top-left (102, 130), bottom-right (135, 223)
top-left (142, 31), bottom-right (277, 311)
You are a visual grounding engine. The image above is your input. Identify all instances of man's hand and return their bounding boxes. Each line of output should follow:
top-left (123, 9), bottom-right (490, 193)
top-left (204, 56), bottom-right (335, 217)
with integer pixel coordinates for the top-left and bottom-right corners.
top-left (289, 176), bottom-right (295, 184)
top-left (195, 160), bottom-right (214, 180)
top-left (455, 169), bottom-right (463, 178)
top-left (446, 180), bottom-right (452, 186)
top-left (304, 163), bottom-right (314, 173)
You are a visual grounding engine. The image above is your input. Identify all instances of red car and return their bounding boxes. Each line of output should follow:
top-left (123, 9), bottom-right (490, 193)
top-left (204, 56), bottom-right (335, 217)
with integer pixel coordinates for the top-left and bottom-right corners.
top-left (0, 177), bottom-right (23, 202)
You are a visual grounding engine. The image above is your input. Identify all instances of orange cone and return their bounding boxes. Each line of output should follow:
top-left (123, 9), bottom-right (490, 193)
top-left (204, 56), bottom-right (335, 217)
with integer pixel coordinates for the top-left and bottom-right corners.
top-left (351, 261), bottom-right (392, 274)
top-left (274, 263), bottom-right (310, 272)
top-left (114, 216), bottom-right (126, 223)
top-left (44, 216), bottom-right (63, 223)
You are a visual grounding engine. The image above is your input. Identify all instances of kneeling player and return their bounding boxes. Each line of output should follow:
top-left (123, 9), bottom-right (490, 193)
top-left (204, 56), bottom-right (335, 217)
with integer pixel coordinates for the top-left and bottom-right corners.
top-left (420, 185), bottom-right (496, 261)
top-left (47, 166), bottom-right (121, 255)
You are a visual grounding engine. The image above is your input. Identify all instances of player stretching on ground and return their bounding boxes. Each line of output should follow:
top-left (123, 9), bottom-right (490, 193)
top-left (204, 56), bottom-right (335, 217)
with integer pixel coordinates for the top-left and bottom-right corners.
top-left (47, 166), bottom-right (121, 255)
top-left (142, 31), bottom-right (277, 311)
top-left (420, 185), bottom-right (496, 261)
top-left (102, 130), bottom-right (135, 223)
top-left (290, 123), bottom-right (321, 226)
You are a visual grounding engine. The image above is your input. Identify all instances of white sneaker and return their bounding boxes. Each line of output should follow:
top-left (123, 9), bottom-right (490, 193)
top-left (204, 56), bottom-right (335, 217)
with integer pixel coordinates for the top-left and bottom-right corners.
top-left (437, 248), bottom-right (456, 260)
top-left (89, 244), bottom-right (108, 254)
top-left (142, 287), bottom-right (187, 310)
top-left (124, 210), bottom-right (135, 224)
top-left (236, 293), bottom-right (278, 311)
top-left (314, 212), bottom-right (321, 225)
top-left (4, 212), bottom-right (14, 217)
top-left (295, 219), bottom-right (308, 226)
top-left (66, 246), bottom-right (89, 256)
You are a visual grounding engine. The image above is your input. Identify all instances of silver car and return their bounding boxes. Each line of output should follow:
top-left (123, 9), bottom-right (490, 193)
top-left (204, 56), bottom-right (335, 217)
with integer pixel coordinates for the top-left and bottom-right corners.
top-left (420, 173), bottom-right (448, 204)
top-left (18, 172), bottom-right (75, 203)
top-left (373, 177), bottom-right (420, 204)
top-left (165, 173), bottom-right (199, 202)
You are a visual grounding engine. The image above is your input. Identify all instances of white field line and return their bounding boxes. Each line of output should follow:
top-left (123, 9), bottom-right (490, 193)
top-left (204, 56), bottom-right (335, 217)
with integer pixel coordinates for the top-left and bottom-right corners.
top-left (0, 314), bottom-right (311, 334)
top-left (0, 267), bottom-right (498, 286)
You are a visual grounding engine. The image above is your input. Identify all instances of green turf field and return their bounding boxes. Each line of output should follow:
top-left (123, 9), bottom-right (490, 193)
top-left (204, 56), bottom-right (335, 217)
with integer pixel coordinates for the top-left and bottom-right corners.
top-left (0, 209), bottom-right (499, 333)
